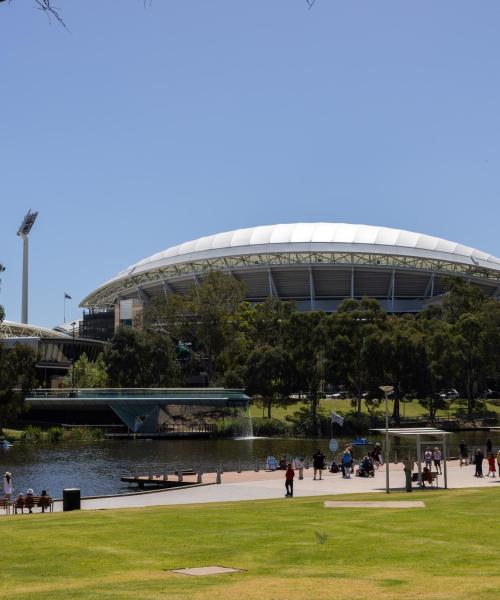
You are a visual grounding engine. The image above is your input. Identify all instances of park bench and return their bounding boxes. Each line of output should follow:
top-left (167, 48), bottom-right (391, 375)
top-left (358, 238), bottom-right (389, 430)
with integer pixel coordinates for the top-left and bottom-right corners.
top-left (411, 472), bottom-right (439, 488)
top-left (13, 495), bottom-right (53, 514)
top-left (0, 498), bottom-right (11, 515)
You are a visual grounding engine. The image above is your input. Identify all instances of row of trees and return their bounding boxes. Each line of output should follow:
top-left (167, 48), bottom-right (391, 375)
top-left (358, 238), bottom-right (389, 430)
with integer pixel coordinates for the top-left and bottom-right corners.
top-left (3, 271), bottom-right (499, 434)
top-left (0, 306), bottom-right (37, 432)
top-left (69, 272), bottom-right (500, 433)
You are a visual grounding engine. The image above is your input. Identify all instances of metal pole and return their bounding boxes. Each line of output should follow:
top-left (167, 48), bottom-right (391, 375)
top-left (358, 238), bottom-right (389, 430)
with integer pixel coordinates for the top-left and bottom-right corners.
top-left (71, 324), bottom-right (76, 388)
top-left (443, 436), bottom-right (448, 489)
top-left (21, 235), bottom-right (29, 324)
top-left (416, 435), bottom-right (422, 489)
top-left (385, 391), bottom-right (390, 494)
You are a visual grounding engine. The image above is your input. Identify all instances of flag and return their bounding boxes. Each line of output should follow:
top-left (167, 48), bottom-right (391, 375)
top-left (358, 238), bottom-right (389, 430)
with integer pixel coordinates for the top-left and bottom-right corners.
top-left (64, 293), bottom-right (72, 300)
top-left (331, 412), bottom-right (344, 427)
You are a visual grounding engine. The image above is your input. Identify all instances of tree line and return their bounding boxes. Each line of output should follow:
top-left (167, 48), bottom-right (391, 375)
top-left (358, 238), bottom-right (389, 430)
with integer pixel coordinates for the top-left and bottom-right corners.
top-left (2, 271), bottom-right (500, 434)
top-left (75, 272), bottom-right (500, 428)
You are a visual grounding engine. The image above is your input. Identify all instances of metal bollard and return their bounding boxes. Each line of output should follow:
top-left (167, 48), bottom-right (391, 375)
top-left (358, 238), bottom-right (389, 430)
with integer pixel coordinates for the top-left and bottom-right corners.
top-left (299, 467), bottom-right (304, 480)
top-left (178, 469), bottom-right (183, 483)
top-left (255, 460), bottom-right (259, 472)
top-left (216, 468), bottom-right (222, 484)
top-left (197, 470), bottom-right (203, 484)
top-left (237, 460), bottom-right (242, 473)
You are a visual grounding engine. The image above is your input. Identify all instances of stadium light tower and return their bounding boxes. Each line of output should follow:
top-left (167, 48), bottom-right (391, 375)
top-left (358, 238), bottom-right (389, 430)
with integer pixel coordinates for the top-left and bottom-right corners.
top-left (17, 209), bottom-right (38, 324)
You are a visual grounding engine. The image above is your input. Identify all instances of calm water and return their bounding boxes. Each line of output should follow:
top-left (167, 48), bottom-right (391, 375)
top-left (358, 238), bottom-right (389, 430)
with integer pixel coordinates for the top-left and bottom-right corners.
top-left (1, 431), bottom-right (497, 498)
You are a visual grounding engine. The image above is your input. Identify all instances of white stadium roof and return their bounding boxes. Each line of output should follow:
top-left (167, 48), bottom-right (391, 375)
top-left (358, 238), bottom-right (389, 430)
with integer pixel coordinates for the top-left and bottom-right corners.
top-left (116, 222), bottom-right (500, 280)
top-left (81, 222), bottom-right (500, 309)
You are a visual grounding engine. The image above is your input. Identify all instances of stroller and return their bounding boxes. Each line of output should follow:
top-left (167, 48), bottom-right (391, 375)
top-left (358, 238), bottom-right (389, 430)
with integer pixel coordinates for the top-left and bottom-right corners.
top-left (358, 456), bottom-right (375, 477)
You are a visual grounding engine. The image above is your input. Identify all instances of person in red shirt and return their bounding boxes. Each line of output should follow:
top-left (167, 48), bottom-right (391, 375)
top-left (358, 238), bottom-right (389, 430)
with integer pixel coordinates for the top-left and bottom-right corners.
top-left (285, 464), bottom-right (295, 497)
top-left (487, 453), bottom-right (496, 477)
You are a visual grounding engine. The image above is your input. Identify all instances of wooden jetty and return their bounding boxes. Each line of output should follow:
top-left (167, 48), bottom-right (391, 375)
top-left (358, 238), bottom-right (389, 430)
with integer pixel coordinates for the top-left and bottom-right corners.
top-left (121, 470), bottom-right (200, 489)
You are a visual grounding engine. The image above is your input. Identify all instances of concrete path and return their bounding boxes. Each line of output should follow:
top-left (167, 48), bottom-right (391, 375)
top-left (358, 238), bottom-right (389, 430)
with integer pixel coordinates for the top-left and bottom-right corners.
top-left (324, 500), bottom-right (426, 508)
top-left (44, 460), bottom-right (499, 513)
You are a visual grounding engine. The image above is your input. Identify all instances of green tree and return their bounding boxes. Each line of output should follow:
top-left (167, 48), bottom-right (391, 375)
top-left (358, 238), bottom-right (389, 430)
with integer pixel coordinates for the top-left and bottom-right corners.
top-left (105, 328), bottom-right (180, 387)
top-left (245, 345), bottom-right (293, 419)
top-left (146, 271), bottom-right (246, 384)
top-left (378, 315), bottom-right (430, 421)
top-left (66, 353), bottom-right (108, 388)
top-left (284, 311), bottom-right (326, 435)
top-left (0, 343), bottom-right (37, 432)
top-left (325, 298), bottom-right (387, 415)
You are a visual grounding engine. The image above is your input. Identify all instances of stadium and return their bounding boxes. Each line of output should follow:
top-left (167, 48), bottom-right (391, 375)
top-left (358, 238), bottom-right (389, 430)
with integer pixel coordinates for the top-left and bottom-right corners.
top-left (81, 222), bottom-right (500, 331)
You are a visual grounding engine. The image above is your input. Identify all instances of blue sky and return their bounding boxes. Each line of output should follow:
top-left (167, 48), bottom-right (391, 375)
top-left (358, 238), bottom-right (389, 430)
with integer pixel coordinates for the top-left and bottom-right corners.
top-left (1, 1), bottom-right (500, 327)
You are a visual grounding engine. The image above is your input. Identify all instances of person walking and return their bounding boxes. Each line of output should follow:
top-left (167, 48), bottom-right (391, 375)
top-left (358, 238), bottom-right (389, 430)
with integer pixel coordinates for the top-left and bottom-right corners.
top-left (285, 463), bottom-right (295, 497)
top-left (487, 453), bottom-right (496, 477)
top-left (3, 472), bottom-right (12, 501)
top-left (341, 448), bottom-right (352, 479)
top-left (312, 449), bottom-right (326, 480)
top-left (459, 441), bottom-right (468, 466)
top-left (371, 443), bottom-right (383, 468)
top-left (474, 448), bottom-right (484, 477)
top-left (433, 447), bottom-right (442, 475)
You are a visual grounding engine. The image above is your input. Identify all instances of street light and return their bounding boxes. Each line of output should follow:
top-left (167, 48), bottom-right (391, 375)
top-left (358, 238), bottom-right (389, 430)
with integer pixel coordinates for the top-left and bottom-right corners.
top-left (71, 321), bottom-right (77, 389)
top-left (379, 385), bottom-right (394, 494)
top-left (17, 209), bottom-right (38, 324)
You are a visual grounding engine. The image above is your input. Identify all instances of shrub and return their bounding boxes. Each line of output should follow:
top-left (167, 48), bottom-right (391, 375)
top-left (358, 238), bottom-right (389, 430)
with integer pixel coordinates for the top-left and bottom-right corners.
top-left (20, 425), bottom-right (43, 443)
top-left (47, 427), bottom-right (63, 443)
top-left (252, 417), bottom-right (290, 437)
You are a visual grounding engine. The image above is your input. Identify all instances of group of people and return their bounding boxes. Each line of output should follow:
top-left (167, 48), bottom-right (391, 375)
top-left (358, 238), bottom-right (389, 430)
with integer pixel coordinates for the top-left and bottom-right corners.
top-left (423, 447), bottom-right (443, 475)
top-left (284, 449), bottom-right (327, 497)
top-left (284, 446), bottom-right (380, 496)
top-left (3, 471), bottom-right (51, 513)
top-left (458, 439), bottom-right (499, 477)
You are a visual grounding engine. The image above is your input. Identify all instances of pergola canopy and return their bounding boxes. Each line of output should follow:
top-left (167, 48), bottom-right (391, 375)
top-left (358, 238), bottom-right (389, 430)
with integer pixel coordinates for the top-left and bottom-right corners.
top-left (371, 427), bottom-right (452, 438)
top-left (371, 427), bottom-right (451, 489)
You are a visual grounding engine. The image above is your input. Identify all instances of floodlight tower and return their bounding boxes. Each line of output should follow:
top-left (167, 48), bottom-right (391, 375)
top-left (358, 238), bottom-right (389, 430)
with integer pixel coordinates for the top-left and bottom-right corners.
top-left (17, 209), bottom-right (38, 324)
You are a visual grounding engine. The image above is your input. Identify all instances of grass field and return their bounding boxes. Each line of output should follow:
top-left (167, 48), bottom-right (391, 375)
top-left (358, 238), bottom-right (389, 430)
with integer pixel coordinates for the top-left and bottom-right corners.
top-left (250, 398), bottom-right (500, 422)
top-left (1, 488), bottom-right (499, 600)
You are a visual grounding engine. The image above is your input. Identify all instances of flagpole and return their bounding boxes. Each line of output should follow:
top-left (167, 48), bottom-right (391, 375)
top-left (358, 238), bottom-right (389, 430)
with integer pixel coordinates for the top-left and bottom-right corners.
top-left (64, 293), bottom-right (66, 323)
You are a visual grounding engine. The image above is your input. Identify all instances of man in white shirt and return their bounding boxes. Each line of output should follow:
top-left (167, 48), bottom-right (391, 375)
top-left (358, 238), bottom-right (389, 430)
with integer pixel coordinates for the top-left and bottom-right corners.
top-left (433, 447), bottom-right (442, 474)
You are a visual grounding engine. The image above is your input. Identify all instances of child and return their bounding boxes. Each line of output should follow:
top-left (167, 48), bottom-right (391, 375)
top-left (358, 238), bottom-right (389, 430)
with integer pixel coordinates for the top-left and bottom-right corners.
top-left (487, 453), bottom-right (496, 477)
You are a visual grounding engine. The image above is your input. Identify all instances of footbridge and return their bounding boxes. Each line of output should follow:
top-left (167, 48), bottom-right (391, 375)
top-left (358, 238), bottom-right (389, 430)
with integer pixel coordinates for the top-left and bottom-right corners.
top-left (25, 388), bottom-right (249, 435)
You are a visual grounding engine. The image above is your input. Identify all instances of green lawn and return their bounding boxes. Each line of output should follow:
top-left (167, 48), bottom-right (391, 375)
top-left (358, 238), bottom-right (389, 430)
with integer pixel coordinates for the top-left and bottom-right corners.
top-left (1, 488), bottom-right (499, 600)
top-left (251, 398), bottom-right (500, 422)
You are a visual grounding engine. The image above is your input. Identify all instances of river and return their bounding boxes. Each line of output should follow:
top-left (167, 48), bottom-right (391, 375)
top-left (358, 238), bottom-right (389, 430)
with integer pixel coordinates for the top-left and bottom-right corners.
top-left (1, 431), bottom-right (497, 498)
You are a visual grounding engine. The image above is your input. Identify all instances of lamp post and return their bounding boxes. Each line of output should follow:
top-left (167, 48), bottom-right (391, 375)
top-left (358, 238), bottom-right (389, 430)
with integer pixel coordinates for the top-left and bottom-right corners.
top-left (379, 385), bottom-right (394, 494)
top-left (71, 321), bottom-right (76, 389)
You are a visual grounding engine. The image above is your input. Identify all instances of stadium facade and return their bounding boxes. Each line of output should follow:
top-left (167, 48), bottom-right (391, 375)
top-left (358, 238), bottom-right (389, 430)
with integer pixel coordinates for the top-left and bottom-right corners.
top-left (81, 222), bottom-right (500, 334)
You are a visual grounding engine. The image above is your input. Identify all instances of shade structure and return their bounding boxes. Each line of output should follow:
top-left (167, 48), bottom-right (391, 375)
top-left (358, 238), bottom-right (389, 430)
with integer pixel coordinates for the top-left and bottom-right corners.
top-left (371, 427), bottom-right (452, 490)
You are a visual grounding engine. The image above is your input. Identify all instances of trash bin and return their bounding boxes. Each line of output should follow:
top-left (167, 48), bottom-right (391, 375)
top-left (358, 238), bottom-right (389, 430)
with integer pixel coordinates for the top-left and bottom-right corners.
top-left (63, 488), bottom-right (81, 511)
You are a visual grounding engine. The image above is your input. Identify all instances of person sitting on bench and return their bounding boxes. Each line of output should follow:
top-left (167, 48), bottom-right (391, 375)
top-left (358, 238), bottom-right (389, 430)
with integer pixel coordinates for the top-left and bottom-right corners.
top-left (421, 466), bottom-right (433, 486)
top-left (39, 490), bottom-right (51, 513)
top-left (14, 493), bottom-right (25, 514)
top-left (24, 488), bottom-right (35, 513)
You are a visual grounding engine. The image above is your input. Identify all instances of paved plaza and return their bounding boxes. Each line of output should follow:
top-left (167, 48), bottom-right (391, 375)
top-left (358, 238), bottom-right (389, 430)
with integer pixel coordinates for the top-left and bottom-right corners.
top-left (42, 460), bottom-right (499, 513)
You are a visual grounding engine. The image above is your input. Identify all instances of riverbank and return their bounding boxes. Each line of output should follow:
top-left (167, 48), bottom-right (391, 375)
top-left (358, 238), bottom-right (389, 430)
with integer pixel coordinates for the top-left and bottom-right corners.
top-left (1, 486), bottom-right (499, 600)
